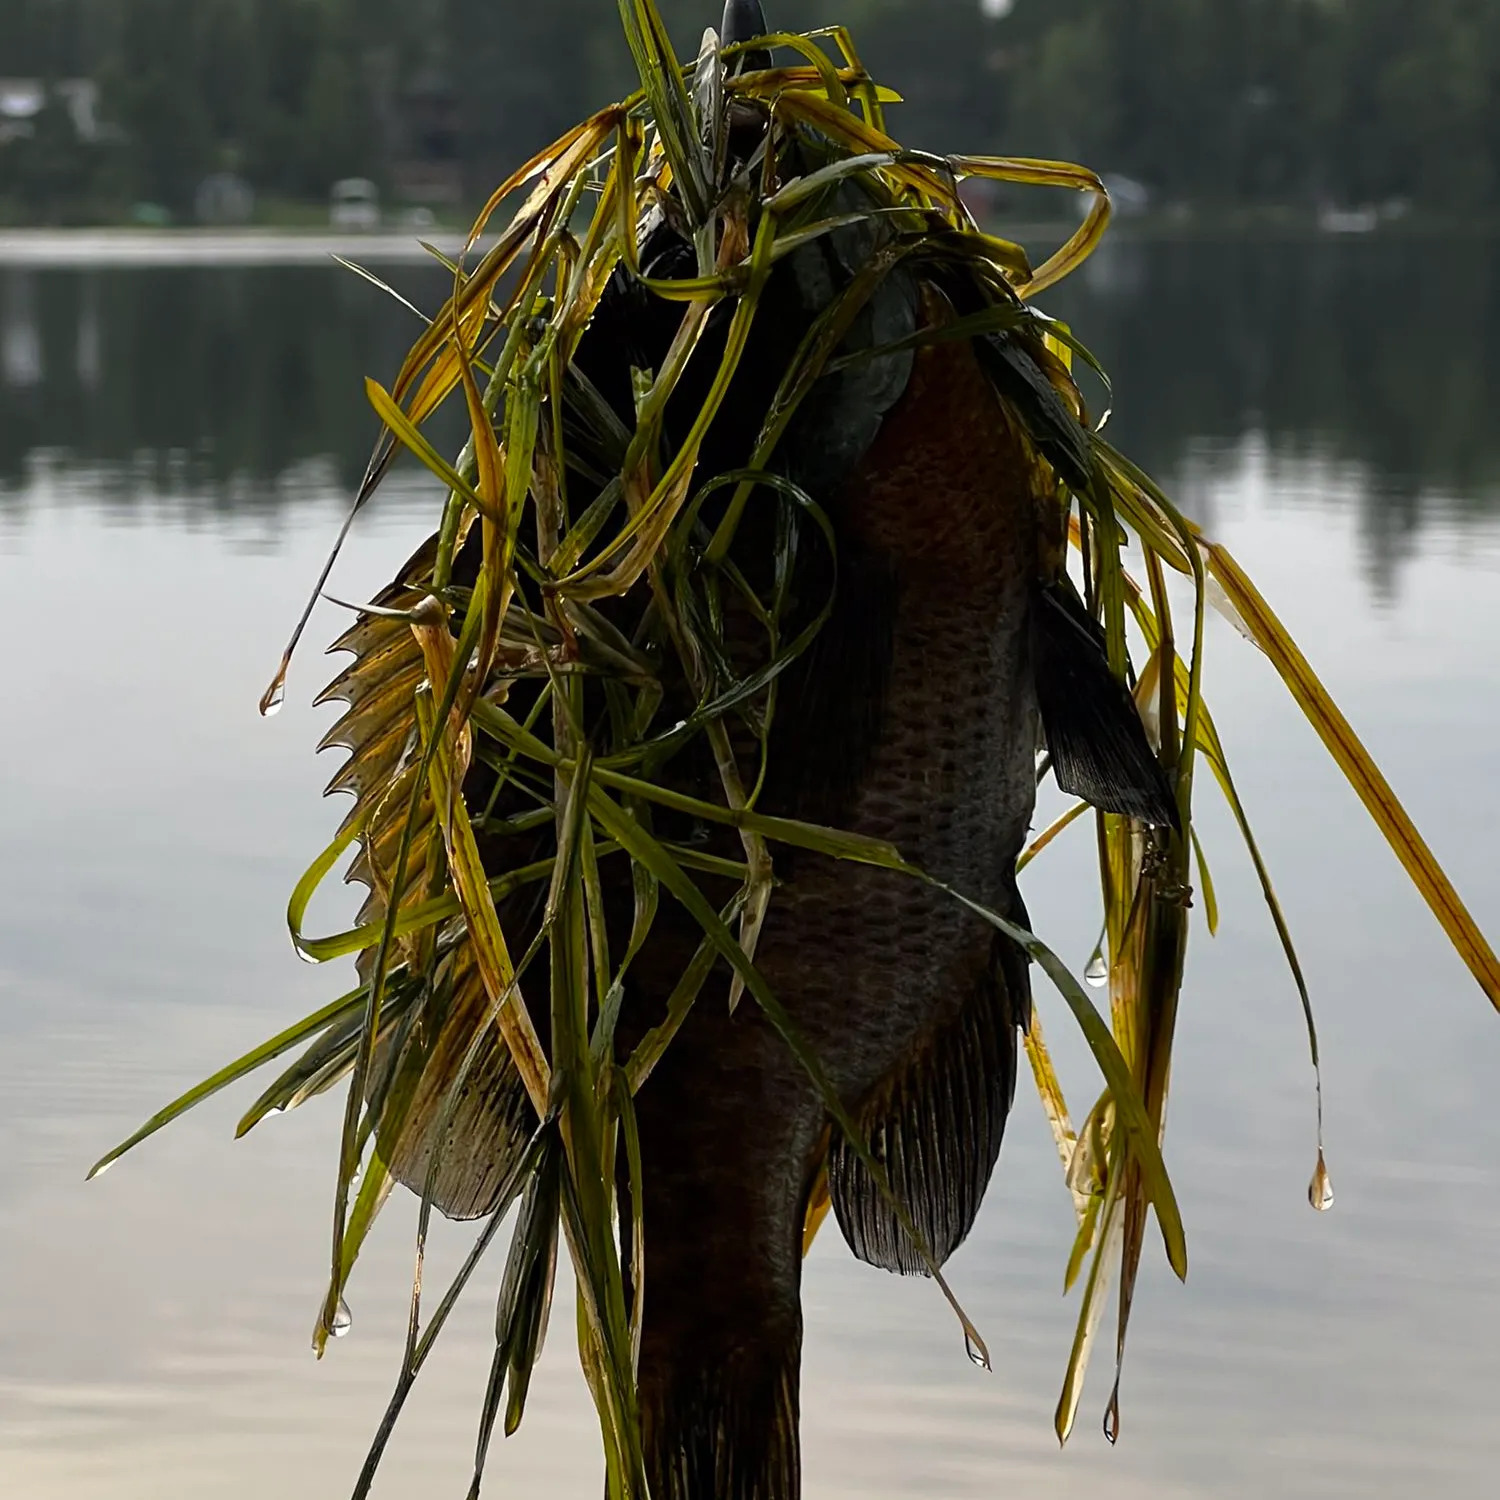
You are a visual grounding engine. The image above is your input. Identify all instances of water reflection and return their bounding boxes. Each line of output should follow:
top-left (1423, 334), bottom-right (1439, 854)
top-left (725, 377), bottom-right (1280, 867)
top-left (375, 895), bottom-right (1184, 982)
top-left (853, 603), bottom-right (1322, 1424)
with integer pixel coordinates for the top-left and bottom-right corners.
top-left (0, 263), bottom-right (458, 519)
top-left (1041, 234), bottom-right (1500, 593)
top-left (2, 243), bottom-right (1499, 1499)
top-left (3, 268), bottom-right (43, 389)
top-left (5, 239), bottom-right (1499, 595)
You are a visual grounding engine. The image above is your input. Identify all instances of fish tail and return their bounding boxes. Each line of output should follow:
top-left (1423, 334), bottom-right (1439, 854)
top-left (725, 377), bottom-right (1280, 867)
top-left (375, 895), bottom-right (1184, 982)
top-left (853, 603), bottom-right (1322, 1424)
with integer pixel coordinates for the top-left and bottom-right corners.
top-left (641, 1332), bottom-right (801, 1500)
top-left (629, 994), bottom-right (813, 1500)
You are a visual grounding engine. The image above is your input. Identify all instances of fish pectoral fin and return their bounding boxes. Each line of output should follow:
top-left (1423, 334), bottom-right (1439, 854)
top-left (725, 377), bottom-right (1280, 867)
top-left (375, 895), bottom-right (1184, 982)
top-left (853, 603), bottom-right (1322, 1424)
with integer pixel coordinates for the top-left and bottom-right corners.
top-left (827, 937), bottom-right (1024, 1276)
top-left (975, 332), bottom-right (1093, 492)
top-left (1032, 581), bottom-right (1181, 829)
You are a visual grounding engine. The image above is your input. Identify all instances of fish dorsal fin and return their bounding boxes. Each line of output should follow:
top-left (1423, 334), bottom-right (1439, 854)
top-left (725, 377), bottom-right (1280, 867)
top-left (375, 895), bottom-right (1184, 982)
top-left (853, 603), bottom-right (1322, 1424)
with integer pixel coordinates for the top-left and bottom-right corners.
top-left (1032, 581), bottom-right (1180, 828)
top-left (374, 952), bottom-right (533, 1221)
top-left (826, 929), bottom-right (1026, 1276)
top-left (317, 526), bottom-right (533, 1222)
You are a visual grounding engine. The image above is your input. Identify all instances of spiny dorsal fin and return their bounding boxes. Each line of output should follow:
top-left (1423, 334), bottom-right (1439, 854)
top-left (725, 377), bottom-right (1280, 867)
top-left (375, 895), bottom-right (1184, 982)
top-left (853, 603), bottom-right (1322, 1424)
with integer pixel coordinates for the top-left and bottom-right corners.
top-left (317, 534), bottom-right (434, 849)
top-left (827, 934), bottom-right (1025, 1276)
top-left (316, 527), bottom-right (532, 1222)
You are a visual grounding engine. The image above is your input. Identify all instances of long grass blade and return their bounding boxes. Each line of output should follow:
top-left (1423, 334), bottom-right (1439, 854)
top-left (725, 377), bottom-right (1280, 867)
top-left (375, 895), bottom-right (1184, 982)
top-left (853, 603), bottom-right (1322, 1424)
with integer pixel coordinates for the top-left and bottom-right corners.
top-left (85, 985), bottom-right (367, 1179)
top-left (1205, 542), bottom-right (1500, 1009)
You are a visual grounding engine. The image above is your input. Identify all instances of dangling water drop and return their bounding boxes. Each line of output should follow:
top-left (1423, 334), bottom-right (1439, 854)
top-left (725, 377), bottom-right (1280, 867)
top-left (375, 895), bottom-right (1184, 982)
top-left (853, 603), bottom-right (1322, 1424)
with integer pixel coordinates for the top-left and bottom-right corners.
top-left (331, 1297), bottom-right (353, 1337)
top-left (1308, 1150), bottom-right (1334, 1212)
top-left (1084, 951), bottom-right (1109, 988)
top-left (259, 676), bottom-right (286, 717)
top-left (1103, 1391), bottom-right (1121, 1445)
top-left (964, 1331), bottom-right (990, 1369)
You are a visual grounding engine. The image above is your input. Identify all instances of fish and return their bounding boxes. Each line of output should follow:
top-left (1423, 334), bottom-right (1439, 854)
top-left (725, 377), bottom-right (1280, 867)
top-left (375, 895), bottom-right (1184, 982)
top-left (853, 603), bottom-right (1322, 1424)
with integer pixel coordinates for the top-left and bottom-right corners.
top-left (316, 4), bottom-right (1174, 1494)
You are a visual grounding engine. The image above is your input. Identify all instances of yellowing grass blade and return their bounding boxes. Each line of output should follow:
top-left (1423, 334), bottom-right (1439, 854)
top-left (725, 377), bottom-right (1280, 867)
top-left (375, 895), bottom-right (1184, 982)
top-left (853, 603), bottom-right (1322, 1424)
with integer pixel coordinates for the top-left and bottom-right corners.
top-left (1206, 542), bottom-right (1500, 1010)
top-left (947, 155), bottom-right (1112, 296)
top-left (1056, 1161), bottom-right (1123, 1444)
top-left (1021, 1009), bottom-right (1087, 1222)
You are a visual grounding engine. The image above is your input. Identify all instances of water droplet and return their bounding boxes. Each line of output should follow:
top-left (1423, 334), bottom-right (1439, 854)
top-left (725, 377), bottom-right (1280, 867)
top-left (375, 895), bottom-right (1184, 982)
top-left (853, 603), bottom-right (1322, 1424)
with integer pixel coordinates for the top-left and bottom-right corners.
top-left (90, 1158), bottom-right (114, 1178)
top-left (1308, 1150), bottom-right (1334, 1211)
top-left (964, 1331), bottom-right (990, 1369)
top-left (1103, 1391), bottom-right (1121, 1445)
top-left (259, 677), bottom-right (286, 717)
top-left (331, 1297), bottom-right (353, 1337)
top-left (1084, 951), bottom-right (1109, 988)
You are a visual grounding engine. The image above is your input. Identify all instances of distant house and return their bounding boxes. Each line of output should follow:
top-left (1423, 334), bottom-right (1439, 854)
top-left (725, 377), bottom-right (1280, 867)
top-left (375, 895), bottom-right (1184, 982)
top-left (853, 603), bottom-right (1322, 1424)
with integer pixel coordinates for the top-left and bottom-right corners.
top-left (0, 77), bottom-right (113, 146)
top-left (329, 178), bottom-right (380, 230)
top-left (0, 78), bottom-right (45, 144)
top-left (0, 79), bottom-right (45, 119)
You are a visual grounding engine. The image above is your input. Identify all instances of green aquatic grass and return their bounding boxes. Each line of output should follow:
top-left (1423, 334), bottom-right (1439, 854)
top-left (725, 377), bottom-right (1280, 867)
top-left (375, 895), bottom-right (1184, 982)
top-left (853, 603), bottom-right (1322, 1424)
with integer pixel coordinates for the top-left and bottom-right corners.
top-left (90, 1), bottom-right (1500, 1486)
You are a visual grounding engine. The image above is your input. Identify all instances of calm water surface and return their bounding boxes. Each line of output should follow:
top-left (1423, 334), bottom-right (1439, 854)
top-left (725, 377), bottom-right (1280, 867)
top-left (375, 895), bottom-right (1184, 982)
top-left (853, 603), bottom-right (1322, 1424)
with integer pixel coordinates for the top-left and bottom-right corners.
top-left (3, 240), bottom-right (1499, 1498)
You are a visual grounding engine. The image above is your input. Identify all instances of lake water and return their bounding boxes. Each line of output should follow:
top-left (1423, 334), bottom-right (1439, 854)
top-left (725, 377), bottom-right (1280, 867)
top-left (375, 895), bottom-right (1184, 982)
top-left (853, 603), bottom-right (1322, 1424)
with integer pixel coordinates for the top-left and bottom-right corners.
top-left (3, 237), bottom-right (1499, 1499)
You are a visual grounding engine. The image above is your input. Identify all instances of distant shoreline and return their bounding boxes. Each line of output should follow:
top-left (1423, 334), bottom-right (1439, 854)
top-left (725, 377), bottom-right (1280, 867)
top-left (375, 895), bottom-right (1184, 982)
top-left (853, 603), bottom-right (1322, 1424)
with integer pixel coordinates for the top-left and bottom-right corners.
top-left (0, 228), bottom-right (485, 267)
top-left (2, 214), bottom-right (1494, 270)
top-left (0, 224), bottom-right (1056, 268)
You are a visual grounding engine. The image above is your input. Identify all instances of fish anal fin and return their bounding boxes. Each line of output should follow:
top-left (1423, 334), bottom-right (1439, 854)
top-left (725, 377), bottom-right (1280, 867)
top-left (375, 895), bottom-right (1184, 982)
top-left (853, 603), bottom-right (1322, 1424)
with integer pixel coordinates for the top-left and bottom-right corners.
top-left (827, 940), bottom-right (1023, 1276)
top-left (1032, 582), bottom-right (1180, 829)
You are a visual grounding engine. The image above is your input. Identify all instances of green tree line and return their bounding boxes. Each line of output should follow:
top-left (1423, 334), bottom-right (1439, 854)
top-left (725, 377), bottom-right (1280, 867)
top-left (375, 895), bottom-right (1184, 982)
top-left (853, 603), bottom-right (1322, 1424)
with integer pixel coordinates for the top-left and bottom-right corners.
top-left (2, 0), bottom-right (1499, 222)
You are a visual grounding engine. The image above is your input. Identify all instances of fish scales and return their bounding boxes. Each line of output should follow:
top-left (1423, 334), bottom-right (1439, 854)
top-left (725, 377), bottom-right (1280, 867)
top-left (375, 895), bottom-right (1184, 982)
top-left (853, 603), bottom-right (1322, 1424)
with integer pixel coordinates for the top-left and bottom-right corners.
top-left (626, 315), bottom-right (1042, 1497)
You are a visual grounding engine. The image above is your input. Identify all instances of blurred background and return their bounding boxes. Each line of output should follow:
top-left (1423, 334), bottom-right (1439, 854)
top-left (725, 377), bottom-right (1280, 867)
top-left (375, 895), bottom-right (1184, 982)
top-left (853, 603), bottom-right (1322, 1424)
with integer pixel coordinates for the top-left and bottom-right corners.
top-left (3, 4), bottom-right (1500, 1500)
top-left (3, 0), bottom-right (1500, 228)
